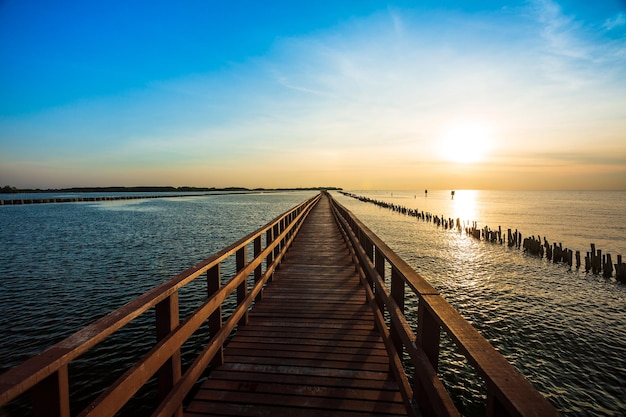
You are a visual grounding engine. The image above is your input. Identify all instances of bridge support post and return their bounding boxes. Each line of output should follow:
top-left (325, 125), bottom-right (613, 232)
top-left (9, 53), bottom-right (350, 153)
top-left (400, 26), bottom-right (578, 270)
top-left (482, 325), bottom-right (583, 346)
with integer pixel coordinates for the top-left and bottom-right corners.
top-left (414, 298), bottom-right (441, 416)
top-left (266, 228), bottom-right (275, 281)
top-left (254, 236), bottom-right (263, 301)
top-left (280, 218), bottom-right (286, 253)
top-left (31, 366), bottom-right (70, 417)
top-left (287, 212), bottom-right (294, 240)
top-left (236, 247), bottom-right (249, 326)
top-left (208, 264), bottom-right (224, 367)
top-left (390, 266), bottom-right (405, 359)
top-left (374, 248), bottom-right (385, 297)
top-left (417, 299), bottom-right (440, 368)
top-left (363, 237), bottom-right (374, 261)
top-left (486, 388), bottom-right (510, 417)
top-left (155, 292), bottom-right (182, 417)
top-left (273, 224), bottom-right (280, 267)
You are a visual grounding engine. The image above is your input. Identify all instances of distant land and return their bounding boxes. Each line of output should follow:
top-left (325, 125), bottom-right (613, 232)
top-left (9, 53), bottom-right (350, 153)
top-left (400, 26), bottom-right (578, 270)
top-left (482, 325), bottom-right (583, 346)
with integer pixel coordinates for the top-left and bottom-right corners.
top-left (0, 185), bottom-right (343, 194)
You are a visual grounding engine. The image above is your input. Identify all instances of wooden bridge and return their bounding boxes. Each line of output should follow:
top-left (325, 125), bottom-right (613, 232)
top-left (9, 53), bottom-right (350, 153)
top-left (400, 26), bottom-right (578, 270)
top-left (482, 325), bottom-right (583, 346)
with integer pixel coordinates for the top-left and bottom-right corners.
top-left (0, 192), bottom-right (559, 417)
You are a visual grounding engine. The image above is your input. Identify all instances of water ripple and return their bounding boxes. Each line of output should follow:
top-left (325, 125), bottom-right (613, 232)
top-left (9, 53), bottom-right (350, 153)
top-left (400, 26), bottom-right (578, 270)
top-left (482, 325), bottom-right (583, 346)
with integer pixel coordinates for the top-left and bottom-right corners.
top-left (335, 192), bottom-right (626, 417)
top-left (0, 191), bottom-right (317, 416)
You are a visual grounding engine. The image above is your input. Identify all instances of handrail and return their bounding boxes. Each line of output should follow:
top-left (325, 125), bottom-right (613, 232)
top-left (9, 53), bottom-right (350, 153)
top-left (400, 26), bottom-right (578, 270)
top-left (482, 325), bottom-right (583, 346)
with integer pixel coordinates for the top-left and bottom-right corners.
top-left (329, 193), bottom-right (560, 417)
top-left (0, 193), bottom-right (321, 417)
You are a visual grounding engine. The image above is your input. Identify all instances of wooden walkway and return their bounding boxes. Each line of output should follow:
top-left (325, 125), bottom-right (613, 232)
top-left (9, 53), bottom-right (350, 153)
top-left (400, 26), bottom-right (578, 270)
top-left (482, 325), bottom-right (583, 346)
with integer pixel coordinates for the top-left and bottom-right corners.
top-left (186, 196), bottom-right (408, 416)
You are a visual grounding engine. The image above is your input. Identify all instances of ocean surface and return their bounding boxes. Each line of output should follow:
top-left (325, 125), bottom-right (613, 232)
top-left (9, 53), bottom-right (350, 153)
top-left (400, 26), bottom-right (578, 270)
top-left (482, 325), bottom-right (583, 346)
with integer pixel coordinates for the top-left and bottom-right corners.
top-left (334, 190), bottom-right (626, 417)
top-left (0, 189), bottom-right (625, 416)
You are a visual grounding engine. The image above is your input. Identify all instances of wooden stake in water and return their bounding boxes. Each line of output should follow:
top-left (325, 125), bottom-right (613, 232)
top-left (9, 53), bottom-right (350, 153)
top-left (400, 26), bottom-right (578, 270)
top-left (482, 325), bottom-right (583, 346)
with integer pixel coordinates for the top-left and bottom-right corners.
top-left (616, 255), bottom-right (626, 282)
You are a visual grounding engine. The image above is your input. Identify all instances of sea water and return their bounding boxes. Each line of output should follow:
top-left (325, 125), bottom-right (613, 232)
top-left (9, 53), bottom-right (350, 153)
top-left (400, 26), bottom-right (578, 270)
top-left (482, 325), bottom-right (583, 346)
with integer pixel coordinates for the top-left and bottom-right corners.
top-left (0, 190), bottom-right (624, 416)
top-left (333, 190), bottom-right (626, 416)
top-left (0, 191), bottom-right (318, 416)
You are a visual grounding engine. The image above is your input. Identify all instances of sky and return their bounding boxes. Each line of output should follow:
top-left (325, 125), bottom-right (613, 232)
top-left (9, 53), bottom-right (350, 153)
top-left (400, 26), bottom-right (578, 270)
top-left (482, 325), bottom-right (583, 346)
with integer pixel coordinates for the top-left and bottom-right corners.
top-left (1, 0), bottom-right (625, 190)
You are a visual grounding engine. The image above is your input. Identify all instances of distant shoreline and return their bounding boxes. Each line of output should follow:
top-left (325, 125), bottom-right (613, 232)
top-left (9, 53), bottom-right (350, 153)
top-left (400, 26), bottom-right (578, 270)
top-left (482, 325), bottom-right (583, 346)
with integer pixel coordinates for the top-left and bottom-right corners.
top-left (0, 186), bottom-right (342, 205)
top-left (1, 185), bottom-right (342, 194)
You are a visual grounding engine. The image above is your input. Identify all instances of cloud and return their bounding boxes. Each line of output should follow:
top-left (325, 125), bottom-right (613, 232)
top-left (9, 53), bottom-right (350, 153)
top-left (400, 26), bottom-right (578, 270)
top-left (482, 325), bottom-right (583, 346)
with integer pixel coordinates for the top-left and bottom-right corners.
top-left (531, 0), bottom-right (590, 59)
top-left (249, 4), bottom-right (624, 143)
top-left (604, 12), bottom-right (626, 31)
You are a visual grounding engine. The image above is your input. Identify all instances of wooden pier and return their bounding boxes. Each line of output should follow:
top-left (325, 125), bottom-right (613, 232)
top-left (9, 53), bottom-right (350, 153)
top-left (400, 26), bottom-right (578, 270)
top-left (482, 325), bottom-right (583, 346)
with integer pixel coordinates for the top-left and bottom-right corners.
top-left (187, 196), bottom-right (405, 416)
top-left (0, 192), bottom-right (559, 417)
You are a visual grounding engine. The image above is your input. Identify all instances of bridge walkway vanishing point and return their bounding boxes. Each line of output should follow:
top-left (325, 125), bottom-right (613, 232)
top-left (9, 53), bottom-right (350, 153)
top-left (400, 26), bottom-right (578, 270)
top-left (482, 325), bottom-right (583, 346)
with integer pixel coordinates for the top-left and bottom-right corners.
top-left (186, 194), bottom-right (408, 416)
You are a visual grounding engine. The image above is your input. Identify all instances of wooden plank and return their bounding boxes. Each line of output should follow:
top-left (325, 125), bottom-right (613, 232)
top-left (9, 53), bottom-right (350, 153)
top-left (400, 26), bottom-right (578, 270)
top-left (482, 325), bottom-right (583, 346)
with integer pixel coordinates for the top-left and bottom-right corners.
top-left (233, 327), bottom-right (383, 342)
top-left (185, 195), bottom-right (408, 416)
top-left (206, 368), bottom-right (402, 391)
top-left (229, 335), bottom-right (384, 349)
top-left (186, 403), bottom-right (404, 417)
top-left (213, 363), bottom-right (392, 381)
top-left (222, 350), bottom-right (390, 372)
top-left (248, 310), bottom-right (373, 320)
top-left (189, 389), bottom-right (406, 414)
top-left (223, 346), bottom-right (389, 363)
top-left (225, 341), bottom-right (388, 357)
top-left (195, 380), bottom-right (403, 402)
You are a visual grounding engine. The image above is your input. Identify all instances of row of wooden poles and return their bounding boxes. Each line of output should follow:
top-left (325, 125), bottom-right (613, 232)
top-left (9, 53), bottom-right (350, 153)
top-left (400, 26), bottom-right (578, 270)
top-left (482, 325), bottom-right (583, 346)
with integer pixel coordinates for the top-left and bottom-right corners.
top-left (0, 195), bottom-right (169, 205)
top-left (340, 192), bottom-right (626, 283)
top-left (0, 193), bottom-right (229, 205)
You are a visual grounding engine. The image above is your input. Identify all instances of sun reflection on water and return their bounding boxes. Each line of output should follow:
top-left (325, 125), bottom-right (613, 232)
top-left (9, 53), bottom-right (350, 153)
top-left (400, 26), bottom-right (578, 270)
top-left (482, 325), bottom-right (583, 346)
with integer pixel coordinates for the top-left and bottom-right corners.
top-left (450, 190), bottom-right (479, 225)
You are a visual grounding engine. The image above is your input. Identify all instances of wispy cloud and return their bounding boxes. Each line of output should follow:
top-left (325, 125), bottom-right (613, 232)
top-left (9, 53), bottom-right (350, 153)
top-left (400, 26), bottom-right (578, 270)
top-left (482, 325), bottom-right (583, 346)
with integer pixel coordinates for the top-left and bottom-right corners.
top-left (603, 12), bottom-right (626, 31)
top-left (531, 0), bottom-right (590, 59)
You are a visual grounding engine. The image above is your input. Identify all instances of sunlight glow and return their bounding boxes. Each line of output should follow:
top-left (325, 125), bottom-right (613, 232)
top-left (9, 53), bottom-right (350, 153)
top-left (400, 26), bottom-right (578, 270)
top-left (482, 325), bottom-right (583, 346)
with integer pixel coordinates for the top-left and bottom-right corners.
top-left (440, 124), bottom-right (492, 164)
top-left (450, 189), bottom-right (479, 224)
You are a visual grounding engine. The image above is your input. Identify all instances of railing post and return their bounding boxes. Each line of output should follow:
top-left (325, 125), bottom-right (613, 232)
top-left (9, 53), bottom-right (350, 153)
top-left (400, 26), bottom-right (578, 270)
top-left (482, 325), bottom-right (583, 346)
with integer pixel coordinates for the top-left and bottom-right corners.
top-left (358, 229), bottom-right (365, 254)
top-left (207, 264), bottom-right (223, 367)
top-left (236, 247), bottom-right (249, 326)
top-left (364, 237), bottom-right (374, 262)
top-left (390, 266), bottom-right (405, 359)
top-left (286, 213), bottom-right (293, 240)
top-left (280, 217), bottom-right (286, 249)
top-left (486, 388), bottom-right (510, 417)
top-left (266, 228), bottom-right (275, 281)
top-left (417, 298), bottom-right (440, 368)
top-left (414, 298), bottom-right (441, 416)
top-left (374, 247), bottom-right (385, 296)
top-left (31, 366), bottom-right (70, 417)
top-left (155, 292), bottom-right (182, 417)
top-left (273, 223), bottom-right (281, 265)
top-left (254, 236), bottom-right (263, 301)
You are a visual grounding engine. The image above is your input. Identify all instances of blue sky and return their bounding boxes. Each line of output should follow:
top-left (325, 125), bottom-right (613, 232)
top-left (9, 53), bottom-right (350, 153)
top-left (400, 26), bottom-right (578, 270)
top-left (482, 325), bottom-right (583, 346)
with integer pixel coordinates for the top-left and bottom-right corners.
top-left (1, 0), bottom-right (625, 189)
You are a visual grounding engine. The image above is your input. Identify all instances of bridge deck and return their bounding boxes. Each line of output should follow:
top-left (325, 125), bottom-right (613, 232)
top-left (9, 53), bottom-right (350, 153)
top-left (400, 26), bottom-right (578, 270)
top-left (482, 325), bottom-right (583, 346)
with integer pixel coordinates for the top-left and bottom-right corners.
top-left (185, 196), bottom-right (408, 416)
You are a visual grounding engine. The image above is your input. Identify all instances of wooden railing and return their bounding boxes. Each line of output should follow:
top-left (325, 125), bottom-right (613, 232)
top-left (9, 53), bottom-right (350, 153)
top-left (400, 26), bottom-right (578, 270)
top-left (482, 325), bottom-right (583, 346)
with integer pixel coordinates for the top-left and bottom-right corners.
top-left (0, 193), bottom-right (321, 417)
top-left (329, 194), bottom-right (560, 417)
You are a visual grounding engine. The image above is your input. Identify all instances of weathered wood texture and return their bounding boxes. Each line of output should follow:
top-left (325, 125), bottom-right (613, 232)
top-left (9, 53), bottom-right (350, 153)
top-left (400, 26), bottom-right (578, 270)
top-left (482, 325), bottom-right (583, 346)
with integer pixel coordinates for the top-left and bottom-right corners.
top-left (186, 196), bottom-right (408, 416)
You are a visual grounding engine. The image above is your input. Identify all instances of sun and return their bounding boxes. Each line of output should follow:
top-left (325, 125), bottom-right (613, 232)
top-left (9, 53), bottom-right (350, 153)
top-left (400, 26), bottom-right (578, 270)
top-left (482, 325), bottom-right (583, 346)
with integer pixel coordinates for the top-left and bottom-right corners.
top-left (440, 124), bottom-right (492, 163)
